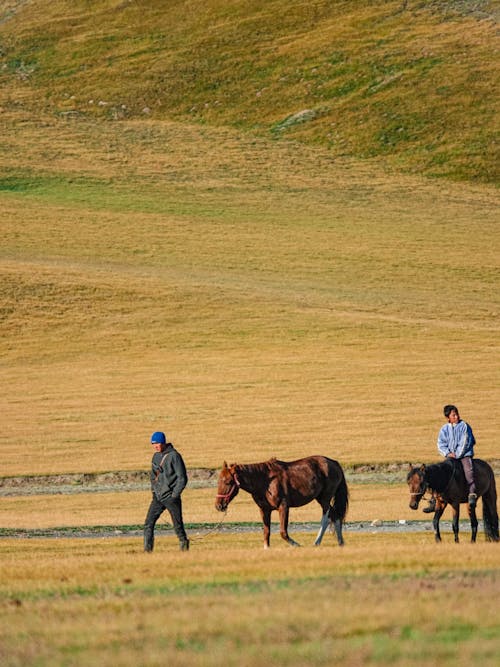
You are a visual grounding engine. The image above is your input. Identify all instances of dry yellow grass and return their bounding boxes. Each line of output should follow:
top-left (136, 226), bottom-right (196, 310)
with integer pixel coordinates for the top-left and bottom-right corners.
top-left (1, 578), bottom-right (499, 667)
top-left (1, 535), bottom-right (499, 666)
top-left (1, 116), bottom-right (499, 477)
top-left (0, 533), bottom-right (499, 594)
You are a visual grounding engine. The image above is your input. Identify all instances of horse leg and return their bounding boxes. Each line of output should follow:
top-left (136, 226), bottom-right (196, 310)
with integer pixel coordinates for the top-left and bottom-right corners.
top-left (279, 503), bottom-right (300, 547)
top-left (332, 516), bottom-right (344, 546)
top-left (314, 511), bottom-right (330, 546)
top-left (467, 503), bottom-right (478, 543)
top-left (433, 506), bottom-right (445, 542)
top-left (451, 504), bottom-right (460, 543)
top-left (260, 507), bottom-right (272, 549)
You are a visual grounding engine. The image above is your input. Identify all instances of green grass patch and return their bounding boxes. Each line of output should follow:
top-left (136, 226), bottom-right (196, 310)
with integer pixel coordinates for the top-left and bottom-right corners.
top-left (0, 0), bottom-right (497, 182)
top-left (1, 540), bottom-right (499, 666)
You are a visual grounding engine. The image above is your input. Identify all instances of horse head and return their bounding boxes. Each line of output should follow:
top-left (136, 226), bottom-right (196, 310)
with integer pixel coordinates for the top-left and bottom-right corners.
top-left (407, 463), bottom-right (427, 510)
top-left (215, 461), bottom-right (240, 512)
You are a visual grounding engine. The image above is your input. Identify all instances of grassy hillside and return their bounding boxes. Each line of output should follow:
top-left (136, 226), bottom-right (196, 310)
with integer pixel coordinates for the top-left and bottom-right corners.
top-left (0, 0), bottom-right (498, 182)
top-left (1, 114), bottom-right (499, 475)
top-left (0, 0), bottom-right (499, 477)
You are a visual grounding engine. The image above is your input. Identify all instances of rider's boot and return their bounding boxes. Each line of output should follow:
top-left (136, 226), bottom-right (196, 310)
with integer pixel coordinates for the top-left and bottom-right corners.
top-left (422, 496), bottom-right (436, 514)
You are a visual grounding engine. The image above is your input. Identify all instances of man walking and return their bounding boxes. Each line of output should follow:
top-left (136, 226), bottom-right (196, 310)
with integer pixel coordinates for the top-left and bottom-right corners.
top-left (144, 431), bottom-right (189, 552)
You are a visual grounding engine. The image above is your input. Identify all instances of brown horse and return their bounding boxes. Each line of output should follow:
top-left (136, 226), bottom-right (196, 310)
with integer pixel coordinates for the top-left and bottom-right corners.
top-left (215, 456), bottom-right (349, 548)
top-left (407, 458), bottom-right (499, 543)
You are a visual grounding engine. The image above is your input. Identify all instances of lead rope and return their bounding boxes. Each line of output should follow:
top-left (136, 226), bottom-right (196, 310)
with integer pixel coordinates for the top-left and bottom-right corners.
top-left (192, 475), bottom-right (240, 542)
top-left (157, 504), bottom-right (229, 543)
top-left (190, 507), bottom-right (229, 542)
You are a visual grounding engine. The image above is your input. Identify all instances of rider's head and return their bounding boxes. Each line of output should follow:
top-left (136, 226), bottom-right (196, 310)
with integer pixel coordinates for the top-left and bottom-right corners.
top-left (443, 405), bottom-right (460, 422)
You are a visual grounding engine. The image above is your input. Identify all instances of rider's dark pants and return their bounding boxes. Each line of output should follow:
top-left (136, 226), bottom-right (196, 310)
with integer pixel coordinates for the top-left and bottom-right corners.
top-left (144, 494), bottom-right (188, 551)
top-left (460, 456), bottom-right (476, 495)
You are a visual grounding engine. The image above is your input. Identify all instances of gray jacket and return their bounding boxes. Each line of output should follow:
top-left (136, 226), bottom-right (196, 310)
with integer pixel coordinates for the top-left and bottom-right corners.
top-left (150, 444), bottom-right (188, 503)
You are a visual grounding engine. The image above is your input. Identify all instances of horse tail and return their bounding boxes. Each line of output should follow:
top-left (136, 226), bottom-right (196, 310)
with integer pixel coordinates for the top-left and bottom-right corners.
top-left (482, 471), bottom-right (499, 542)
top-left (329, 468), bottom-right (349, 524)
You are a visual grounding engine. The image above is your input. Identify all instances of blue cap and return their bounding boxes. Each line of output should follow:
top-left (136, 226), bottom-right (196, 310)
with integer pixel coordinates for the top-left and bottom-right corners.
top-left (151, 431), bottom-right (166, 445)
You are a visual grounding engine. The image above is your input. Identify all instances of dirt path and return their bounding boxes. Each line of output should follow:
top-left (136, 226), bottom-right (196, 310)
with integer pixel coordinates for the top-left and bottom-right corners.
top-left (0, 518), bottom-right (475, 540)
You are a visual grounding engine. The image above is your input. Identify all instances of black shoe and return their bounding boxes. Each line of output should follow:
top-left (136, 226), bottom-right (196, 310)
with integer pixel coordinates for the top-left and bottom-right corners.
top-left (468, 493), bottom-right (477, 508)
top-left (180, 539), bottom-right (190, 551)
top-left (422, 498), bottom-right (436, 514)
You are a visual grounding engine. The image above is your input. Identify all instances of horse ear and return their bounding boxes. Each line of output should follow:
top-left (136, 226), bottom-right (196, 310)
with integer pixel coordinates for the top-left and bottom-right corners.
top-left (420, 464), bottom-right (426, 472)
top-left (408, 463), bottom-right (413, 470)
top-left (223, 461), bottom-right (228, 469)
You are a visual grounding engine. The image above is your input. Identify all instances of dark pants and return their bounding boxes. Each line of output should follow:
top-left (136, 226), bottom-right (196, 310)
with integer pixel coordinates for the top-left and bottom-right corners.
top-left (461, 457), bottom-right (476, 495)
top-left (144, 494), bottom-right (188, 552)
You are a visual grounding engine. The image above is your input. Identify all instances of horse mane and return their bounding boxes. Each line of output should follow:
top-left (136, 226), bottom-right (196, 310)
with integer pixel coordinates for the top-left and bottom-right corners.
top-left (424, 459), bottom-right (457, 492)
top-left (266, 457), bottom-right (285, 471)
top-left (235, 458), bottom-right (282, 476)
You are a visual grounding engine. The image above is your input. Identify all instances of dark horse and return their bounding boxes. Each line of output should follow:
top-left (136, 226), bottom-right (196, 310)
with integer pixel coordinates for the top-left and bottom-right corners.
top-left (407, 458), bottom-right (499, 543)
top-left (215, 456), bottom-right (348, 548)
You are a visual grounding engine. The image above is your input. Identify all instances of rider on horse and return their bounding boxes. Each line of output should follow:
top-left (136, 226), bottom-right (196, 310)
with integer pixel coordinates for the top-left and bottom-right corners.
top-left (423, 404), bottom-right (477, 513)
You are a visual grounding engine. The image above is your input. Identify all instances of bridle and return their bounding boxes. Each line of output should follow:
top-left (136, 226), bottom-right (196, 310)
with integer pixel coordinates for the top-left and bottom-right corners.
top-left (216, 471), bottom-right (240, 504)
top-left (408, 472), bottom-right (428, 498)
top-left (410, 461), bottom-right (456, 497)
